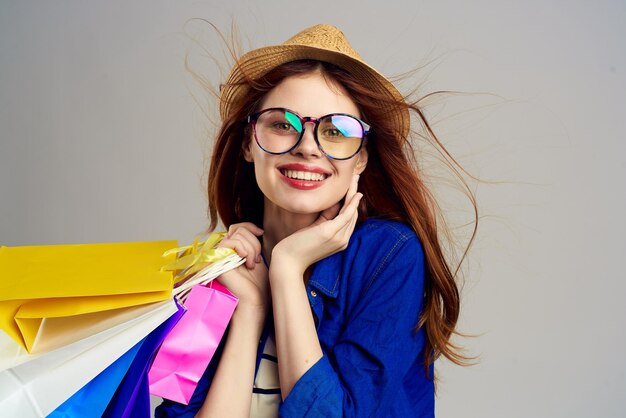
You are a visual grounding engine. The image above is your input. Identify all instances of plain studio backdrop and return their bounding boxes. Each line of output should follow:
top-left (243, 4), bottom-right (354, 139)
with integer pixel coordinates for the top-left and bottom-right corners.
top-left (1, 1), bottom-right (625, 417)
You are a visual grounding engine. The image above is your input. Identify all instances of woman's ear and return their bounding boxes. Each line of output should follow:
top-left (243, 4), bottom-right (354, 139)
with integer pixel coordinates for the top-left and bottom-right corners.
top-left (243, 137), bottom-right (254, 163)
top-left (354, 148), bottom-right (368, 175)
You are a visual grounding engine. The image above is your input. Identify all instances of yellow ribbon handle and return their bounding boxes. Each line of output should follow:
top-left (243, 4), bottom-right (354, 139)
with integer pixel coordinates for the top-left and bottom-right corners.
top-left (161, 232), bottom-right (236, 284)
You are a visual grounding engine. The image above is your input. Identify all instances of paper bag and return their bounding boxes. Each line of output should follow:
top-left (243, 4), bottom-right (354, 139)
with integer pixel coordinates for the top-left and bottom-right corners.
top-left (0, 240), bottom-right (176, 352)
top-left (148, 281), bottom-right (238, 404)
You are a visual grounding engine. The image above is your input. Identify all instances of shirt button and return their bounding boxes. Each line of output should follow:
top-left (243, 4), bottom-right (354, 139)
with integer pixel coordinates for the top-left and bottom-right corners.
top-left (310, 290), bottom-right (317, 297)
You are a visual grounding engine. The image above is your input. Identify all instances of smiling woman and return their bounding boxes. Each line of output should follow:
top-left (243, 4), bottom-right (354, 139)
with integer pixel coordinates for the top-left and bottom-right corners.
top-left (155, 24), bottom-right (476, 418)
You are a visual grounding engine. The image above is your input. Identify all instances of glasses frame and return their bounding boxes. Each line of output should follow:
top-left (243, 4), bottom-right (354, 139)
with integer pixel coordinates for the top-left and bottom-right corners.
top-left (246, 107), bottom-right (370, 160)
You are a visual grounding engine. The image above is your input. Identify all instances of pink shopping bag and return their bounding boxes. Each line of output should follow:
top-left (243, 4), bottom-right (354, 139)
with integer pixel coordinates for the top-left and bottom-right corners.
top-left (148, 281), bottom-right (238, 404)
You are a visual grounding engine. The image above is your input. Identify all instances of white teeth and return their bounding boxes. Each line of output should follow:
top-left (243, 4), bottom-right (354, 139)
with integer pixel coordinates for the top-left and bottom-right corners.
top-left (283, 170), bottom-right (327, 181)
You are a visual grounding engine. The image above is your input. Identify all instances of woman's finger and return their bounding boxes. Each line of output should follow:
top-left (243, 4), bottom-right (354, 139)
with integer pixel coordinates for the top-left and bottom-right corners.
top-left (218, 237), bottom-right (249, 258)
top-left (330, 193), bottom-right (362, 246)
top-left (225, 225), bottom-right (263, 268)
top-left (219, 236), bottom-right (259, 268)
top-left (313, 202), bottom-right (341, 226)
top-left (344, 195), bottom-right (362, 237)
top-left (228, 223), bottom-right (263, 260)
top-left (227, 222), bottom-right (263, 238)
top-left (231, 227), bottom-right (263, 257)
top-left (329, 191), bottom-right (362, 230)
top-left (339, 174), bottom-right (360, 215)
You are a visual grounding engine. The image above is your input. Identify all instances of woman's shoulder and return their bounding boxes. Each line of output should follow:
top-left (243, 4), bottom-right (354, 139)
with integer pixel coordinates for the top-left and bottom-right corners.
top-left (351, 218), bottom-right (422, 253)
top-left (340, 218), bottom-right (425, 280)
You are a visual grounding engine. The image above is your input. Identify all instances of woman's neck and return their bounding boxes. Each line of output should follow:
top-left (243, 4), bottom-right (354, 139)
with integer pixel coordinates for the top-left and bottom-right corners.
top-left (262, 200), bottom-right (318, 264)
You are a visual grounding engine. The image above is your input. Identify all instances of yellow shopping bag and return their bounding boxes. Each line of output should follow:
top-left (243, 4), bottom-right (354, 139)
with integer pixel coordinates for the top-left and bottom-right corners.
top-left (0, 241), bottom-right (177, 352)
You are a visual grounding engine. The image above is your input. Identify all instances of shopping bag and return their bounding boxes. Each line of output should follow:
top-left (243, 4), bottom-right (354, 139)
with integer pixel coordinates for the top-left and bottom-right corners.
top-left (0, 302), bottom-right (175, 373)
top-left (47, 338), bottom-right (143, 418)
top-left (148, 281), bottom-right (238, 404)
top-left (102, 300), bottom-right (185, 418)
top-left (0, 299), bottom-right (178, 418)
top-left (0, 240), bottom-right (177, 352)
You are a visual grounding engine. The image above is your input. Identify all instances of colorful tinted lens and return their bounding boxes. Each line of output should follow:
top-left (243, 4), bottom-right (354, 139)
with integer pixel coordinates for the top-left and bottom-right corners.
top-left (317, 115), bottom-right (363, 159)
top-left (255, 109), bottom-right (302, 153)
top-left (284, 111), bottom-right (303, 133)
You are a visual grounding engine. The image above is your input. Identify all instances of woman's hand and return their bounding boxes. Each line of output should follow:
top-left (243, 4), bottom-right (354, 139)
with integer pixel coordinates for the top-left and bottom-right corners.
top-left (272, 174), bottom-right (363, 277)
top-left (216, 222), bottom-right (269, 311)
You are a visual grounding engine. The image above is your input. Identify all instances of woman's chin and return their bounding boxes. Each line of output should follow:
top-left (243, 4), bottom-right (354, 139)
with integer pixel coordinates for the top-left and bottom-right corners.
top-left (282, 205), bottom-right (326, 216)
top-left (270, 202), bottom-right (335, 218)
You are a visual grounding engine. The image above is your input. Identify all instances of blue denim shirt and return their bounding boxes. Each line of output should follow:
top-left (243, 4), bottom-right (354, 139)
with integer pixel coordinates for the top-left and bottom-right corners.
top-left (156, 218), bottom-right (434, 417)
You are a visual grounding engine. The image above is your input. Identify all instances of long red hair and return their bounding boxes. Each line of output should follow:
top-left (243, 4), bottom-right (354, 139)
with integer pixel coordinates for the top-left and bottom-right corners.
top-left (207, 60), bottom-right (475, 374)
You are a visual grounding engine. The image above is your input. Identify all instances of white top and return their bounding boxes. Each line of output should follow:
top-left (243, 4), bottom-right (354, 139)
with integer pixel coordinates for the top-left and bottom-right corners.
top-left (249, 334), bottom-right (281, 417)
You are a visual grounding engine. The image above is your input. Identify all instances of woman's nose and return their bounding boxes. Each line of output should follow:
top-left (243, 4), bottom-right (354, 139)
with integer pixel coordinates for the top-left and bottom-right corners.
top-left (291, 122), bottom-right (322, 158)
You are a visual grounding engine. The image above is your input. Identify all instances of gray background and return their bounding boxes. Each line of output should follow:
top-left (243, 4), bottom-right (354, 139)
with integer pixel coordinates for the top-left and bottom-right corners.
top-left (1, 1), bottom-right (625, 417)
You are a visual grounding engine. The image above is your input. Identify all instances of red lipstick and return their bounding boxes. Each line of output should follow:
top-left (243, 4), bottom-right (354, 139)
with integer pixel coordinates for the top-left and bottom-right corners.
top-left (277, 163), bottom-right (331, 190)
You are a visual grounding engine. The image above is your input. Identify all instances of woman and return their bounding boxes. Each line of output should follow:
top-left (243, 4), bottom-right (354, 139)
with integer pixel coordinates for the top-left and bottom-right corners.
top-left (157, 24), bottom-right (471, 417)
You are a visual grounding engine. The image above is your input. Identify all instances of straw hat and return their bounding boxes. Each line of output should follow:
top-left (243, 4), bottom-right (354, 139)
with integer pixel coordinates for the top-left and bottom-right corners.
top-left (219, 24), bottom-right (410, 138)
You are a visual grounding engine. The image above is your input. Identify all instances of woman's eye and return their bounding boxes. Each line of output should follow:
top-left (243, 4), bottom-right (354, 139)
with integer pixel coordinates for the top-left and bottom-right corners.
top-left (322, 128), bottom-right (344, 137)
top-left (272, 122), bottom-right (294, 131)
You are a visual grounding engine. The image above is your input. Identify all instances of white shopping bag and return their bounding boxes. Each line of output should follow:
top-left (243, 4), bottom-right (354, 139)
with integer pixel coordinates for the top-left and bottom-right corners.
top-left (0, 300), bottom-right (178, 373)
top-left (0, 299), bottom-right (177, 417)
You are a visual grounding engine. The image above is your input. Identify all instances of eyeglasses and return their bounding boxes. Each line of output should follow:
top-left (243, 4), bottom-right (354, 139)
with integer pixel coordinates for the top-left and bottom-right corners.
top-left (246, 108), bottom-right (370, 160)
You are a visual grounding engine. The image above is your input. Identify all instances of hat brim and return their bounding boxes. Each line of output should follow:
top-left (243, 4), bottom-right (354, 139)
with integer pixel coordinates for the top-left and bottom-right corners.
top-left (219, 44), bottom-right (410, 138)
